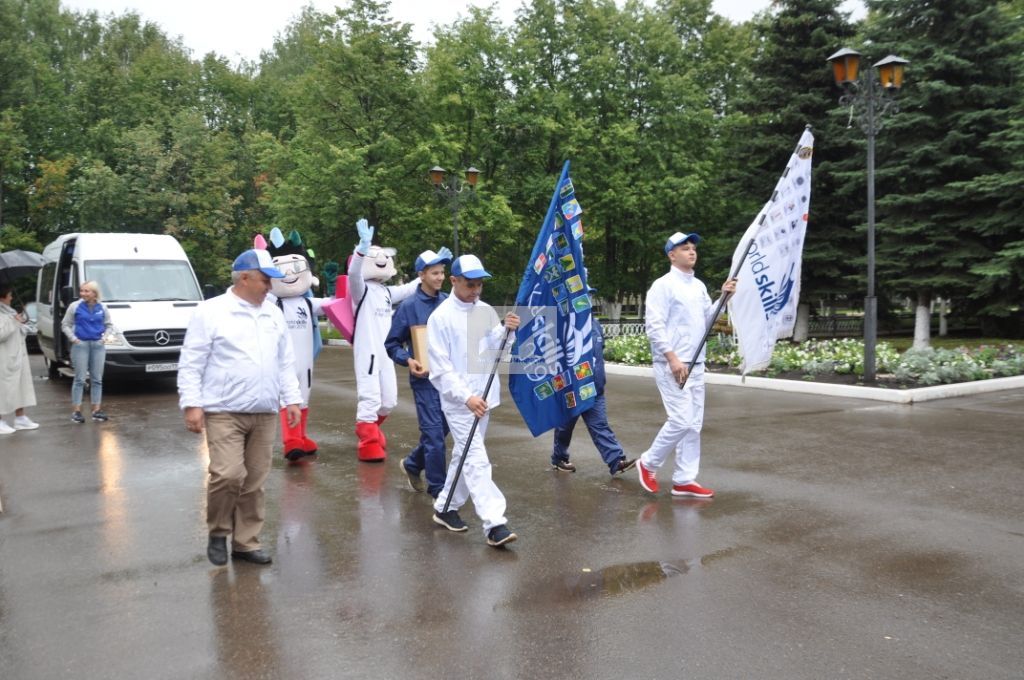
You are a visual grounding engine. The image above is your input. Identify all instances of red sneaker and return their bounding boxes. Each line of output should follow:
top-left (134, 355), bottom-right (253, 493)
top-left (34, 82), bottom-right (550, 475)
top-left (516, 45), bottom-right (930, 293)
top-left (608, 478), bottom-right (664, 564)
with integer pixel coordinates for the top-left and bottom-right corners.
top-left (637, 459), bottom-right (659, 493)
top-left (671, 482), bottom-right (714, 498)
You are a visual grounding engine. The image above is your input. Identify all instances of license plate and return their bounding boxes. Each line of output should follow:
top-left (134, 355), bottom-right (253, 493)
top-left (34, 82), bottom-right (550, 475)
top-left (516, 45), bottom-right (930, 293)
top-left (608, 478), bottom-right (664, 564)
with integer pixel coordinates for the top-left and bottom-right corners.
top-left (145, 363), bottom-right (178, 372)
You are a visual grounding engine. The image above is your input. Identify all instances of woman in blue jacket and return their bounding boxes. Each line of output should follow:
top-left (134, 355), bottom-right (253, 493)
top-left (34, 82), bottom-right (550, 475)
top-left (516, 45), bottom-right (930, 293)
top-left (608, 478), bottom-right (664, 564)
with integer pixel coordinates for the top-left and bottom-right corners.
top-left (61, 281), bottom-right (113, 423)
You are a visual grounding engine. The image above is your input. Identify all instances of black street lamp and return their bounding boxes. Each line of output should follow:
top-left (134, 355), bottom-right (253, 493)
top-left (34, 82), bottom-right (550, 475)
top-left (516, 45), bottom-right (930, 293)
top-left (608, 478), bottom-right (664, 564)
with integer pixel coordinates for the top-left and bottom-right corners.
top-left (827, 47), bottom-right (909, 381)
top-left (428, 165), bottom-right (480, 257)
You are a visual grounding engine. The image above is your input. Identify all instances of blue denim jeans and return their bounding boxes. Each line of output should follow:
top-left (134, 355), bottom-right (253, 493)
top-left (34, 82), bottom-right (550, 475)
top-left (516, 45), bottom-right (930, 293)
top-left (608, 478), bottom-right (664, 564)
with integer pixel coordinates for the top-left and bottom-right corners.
top-left (71, 340), bottom-right (106, 408)
top-left (552, 393), bottom-right (626, 474)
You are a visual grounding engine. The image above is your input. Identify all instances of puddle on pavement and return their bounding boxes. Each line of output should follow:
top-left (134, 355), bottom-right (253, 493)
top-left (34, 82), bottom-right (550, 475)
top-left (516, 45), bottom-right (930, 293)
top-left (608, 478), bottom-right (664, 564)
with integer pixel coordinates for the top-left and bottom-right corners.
top-left (505, 546), bottom-right (745, 607)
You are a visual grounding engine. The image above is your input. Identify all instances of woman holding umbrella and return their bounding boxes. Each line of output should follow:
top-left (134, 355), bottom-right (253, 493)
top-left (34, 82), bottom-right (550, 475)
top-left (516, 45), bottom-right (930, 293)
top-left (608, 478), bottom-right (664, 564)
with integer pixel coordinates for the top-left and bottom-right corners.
top-left (0, 283), bottom-right (39, 434)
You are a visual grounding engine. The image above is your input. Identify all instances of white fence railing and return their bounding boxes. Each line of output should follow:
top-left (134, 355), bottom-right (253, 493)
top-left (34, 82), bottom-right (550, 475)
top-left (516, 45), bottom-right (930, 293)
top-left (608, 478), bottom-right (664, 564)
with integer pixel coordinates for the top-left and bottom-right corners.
top-left (601, 322), bottom-right (646, 337)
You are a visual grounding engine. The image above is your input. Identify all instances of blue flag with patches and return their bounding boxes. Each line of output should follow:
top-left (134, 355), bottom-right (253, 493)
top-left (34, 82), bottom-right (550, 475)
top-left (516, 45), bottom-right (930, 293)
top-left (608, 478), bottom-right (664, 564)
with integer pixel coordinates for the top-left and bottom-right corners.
top-left (509, 160), bottom-right (597, 437)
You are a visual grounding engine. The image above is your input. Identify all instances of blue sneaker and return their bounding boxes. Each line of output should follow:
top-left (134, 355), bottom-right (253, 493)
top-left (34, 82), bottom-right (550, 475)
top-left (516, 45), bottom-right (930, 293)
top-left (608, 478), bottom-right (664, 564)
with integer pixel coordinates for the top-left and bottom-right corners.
top-left (91, 410), bottom-right (109, 422)
top-left (432, 510), bottom-right (468, 532)
top-left (71, 411), bottom-right (85, 424)
top-left (486, 524), bottom-right (517, 548)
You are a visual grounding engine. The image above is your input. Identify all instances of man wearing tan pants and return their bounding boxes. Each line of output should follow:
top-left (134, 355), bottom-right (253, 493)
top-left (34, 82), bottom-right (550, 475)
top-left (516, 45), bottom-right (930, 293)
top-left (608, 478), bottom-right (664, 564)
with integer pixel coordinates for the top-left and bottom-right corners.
top-left (178, 249), bottom-right (302, 566)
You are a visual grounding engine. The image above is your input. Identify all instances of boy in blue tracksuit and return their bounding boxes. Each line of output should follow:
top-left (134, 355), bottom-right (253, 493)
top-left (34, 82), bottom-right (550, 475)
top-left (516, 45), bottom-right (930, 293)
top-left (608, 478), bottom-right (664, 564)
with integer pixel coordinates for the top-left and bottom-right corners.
top-left (385, 248), bottom-right (453, 498)
top-left (551, 308), bottom-right (637, 476)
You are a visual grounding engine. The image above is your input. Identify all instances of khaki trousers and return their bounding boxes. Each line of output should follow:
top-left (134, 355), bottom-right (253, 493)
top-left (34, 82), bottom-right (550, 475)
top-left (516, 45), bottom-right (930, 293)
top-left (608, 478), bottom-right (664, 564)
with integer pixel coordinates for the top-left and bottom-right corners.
top-left (205, 412), bottom-right (277, 552)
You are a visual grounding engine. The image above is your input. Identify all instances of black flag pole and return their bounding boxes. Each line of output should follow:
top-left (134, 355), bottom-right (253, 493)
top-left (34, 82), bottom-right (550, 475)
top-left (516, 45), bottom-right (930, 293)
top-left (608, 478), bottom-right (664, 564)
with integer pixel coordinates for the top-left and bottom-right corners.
top-left (678, 236), bottom-right (756, 389)
top-left (441, 326), bottom-right (515, 514)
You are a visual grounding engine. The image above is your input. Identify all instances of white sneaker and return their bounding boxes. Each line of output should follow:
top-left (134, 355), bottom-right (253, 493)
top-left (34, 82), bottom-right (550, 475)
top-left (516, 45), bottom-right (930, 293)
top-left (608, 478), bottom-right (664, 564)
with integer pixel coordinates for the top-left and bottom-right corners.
top-left (14, 415), bottom-right (39, 430)
top-left (0, 420), bottom-right (14, 435)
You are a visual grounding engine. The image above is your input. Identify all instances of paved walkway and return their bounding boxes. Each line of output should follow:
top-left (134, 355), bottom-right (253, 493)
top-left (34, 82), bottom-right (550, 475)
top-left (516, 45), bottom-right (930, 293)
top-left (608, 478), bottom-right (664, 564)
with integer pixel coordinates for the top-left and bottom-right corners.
top-left (1, 350), bottom-right (1022, 679)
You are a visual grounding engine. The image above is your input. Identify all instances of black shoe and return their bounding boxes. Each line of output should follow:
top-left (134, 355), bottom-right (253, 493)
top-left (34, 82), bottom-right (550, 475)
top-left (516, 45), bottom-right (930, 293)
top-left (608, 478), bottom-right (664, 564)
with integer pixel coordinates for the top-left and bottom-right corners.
top-left (284, 448), bottom-right (305, 462)
top-left (487, 524), bottom-right (517, 547)
top-left (552, 459), bottom-right (577, 472)
top-left (400, 458), bottom-right (424, 492)
top-left (71, 411), bottom-right (85, 424)
top-left (613, 457), bottom-right (638, 476)
top-left (207, 535), bottom-right (228, 566)
top-left (91, 410), bottom-right (108, 422)
top-left (231, 549), bottom-right (273, 565)
top-left (432, 510), bottom-right (468, 532)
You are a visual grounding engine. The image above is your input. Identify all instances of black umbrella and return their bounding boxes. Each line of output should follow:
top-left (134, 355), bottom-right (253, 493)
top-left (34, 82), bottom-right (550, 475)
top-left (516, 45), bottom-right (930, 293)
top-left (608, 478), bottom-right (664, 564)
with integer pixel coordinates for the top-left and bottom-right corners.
top-left (0, 250), bottom-right (46, 284)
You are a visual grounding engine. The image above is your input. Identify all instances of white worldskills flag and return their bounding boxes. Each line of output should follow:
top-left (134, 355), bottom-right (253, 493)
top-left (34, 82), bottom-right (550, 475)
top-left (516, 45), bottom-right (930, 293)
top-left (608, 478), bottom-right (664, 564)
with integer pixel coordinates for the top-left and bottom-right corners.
top-left (728, 128), bottom-right (815, 374)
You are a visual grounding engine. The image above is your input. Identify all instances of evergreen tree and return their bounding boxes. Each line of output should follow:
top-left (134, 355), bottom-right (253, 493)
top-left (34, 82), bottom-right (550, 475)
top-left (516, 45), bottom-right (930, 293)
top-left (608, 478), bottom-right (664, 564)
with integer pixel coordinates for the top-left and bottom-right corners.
top-left (730, 0), bottom-right (858, 321)
top-left (949, 1), bottom-right (1024, 334)
top-left (864, 0), bottom-right (1019, 344)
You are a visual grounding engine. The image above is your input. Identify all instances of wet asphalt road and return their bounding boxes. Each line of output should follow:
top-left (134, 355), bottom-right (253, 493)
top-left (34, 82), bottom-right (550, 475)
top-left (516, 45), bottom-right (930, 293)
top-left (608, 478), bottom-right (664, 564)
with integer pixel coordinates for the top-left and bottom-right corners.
top-left (1, 349), bottom-right (1022, 679)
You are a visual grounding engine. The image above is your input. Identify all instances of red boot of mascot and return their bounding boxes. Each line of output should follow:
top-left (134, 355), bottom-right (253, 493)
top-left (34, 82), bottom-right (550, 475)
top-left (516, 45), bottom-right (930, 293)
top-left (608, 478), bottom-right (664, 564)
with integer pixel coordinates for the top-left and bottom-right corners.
top-left (347, 218), bottom-right (418, 462)
top-left (261, 227), bottom-right (327, 464)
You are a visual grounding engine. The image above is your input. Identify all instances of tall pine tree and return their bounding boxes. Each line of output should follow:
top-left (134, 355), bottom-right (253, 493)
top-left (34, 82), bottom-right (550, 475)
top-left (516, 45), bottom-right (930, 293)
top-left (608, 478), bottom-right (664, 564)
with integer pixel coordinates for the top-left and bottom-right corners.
top-left (864, 0), bottom-right (1019, 344)
top-left (730, 0), bottom-right (858, 336)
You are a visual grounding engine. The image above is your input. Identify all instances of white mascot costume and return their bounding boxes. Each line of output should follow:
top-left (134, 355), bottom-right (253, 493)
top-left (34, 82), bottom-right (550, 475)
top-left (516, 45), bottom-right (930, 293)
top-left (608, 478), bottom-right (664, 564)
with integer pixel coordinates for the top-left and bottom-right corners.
top-left (260, 227), bottom-right (327, 464)
top-left (349, 218), bottom-right (418, 461)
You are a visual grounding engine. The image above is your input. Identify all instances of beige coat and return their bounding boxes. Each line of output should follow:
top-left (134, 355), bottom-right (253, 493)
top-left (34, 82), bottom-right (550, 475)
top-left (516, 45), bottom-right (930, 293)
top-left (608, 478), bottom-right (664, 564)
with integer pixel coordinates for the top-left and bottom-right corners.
top-left (0, 304), bottom-right (36, 414)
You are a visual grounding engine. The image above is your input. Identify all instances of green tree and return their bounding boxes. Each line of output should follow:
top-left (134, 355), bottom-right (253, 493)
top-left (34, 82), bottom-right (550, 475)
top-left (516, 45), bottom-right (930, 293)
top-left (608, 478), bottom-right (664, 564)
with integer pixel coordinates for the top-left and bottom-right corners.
top-left (864, 0), bottom-right (1020, 345)
top-left (729, 0), bottom-right (858, 326)
top-left (271, 0), bottom-right (430, 266)
top-left (0, 108), bottom-right (28, 228)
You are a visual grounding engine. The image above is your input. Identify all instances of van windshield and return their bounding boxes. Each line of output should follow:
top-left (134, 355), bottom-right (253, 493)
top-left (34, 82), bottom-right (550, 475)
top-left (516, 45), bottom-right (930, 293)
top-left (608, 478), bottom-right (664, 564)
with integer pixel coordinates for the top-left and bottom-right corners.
top-left (85, 260), bottom-right (202, 302)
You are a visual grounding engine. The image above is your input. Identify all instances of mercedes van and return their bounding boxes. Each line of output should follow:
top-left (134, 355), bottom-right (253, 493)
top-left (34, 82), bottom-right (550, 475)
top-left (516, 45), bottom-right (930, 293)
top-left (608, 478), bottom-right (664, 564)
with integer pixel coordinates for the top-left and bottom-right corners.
top-left (36, 233), bottom-right (203, 379)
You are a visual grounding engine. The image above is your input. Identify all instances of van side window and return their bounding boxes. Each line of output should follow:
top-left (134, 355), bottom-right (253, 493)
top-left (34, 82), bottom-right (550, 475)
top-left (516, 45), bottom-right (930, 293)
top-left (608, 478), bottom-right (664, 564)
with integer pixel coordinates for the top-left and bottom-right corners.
top-left (39, 263), bottom-right (57, 305)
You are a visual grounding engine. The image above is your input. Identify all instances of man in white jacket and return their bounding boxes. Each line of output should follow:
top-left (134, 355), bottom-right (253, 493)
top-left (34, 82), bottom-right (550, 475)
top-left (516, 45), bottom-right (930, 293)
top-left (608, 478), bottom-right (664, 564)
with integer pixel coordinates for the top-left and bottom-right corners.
top-left (178, 249), bottom-right (302, 566)
top-left (636, 232), bottom-right (735, 499)
top-left (427, 254), bottom-right (521, 548)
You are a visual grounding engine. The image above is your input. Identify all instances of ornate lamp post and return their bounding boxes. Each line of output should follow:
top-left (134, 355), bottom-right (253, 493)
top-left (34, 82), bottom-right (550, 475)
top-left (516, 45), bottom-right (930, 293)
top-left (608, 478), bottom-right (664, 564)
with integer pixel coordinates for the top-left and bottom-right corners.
top-left (827, 48), bottom-right (909, 381)
top-left (428, 165), bottom-right (480, 257)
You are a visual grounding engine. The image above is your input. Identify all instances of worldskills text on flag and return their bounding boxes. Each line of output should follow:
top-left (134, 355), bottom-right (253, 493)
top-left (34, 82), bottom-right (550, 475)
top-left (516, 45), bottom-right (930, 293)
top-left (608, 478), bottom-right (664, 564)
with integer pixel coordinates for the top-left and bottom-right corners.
top-left (509, 160), bottom-right (597, 437)
top-left (728, 127), bottom-right (815, 374)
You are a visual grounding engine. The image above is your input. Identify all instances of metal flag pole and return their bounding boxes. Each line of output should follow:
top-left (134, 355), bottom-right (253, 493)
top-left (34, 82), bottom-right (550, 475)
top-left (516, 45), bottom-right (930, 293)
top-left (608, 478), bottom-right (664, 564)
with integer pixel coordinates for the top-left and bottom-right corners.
top-left (442, 327), bottom-right (514, 514)
top-left (678, 237), bottom-right (756, 389)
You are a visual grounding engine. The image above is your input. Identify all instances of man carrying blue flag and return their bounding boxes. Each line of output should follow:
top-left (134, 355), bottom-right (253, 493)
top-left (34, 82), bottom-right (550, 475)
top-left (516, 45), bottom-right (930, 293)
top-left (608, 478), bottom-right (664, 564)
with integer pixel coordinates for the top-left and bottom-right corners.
top-left (551, 286), bottom-right (637, 476)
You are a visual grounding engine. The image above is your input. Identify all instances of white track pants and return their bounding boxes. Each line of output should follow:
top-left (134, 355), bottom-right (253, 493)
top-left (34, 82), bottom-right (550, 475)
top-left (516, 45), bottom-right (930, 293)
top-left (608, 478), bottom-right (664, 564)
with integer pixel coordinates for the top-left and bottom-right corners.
top-left (434, 407), bottom-right (507, 535)
top-left (639, 362), bottom-right (705, 486)
top-left (355, 352), bottom-right (398, 422)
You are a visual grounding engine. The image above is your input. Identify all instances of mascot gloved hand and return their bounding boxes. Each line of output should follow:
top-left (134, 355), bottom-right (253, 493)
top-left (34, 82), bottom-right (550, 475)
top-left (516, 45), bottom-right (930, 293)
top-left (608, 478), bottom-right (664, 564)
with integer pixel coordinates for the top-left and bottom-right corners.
top-left (261, 227), bottom-right (327, 464)
top-left (347, 217), bottom-right (419, 462)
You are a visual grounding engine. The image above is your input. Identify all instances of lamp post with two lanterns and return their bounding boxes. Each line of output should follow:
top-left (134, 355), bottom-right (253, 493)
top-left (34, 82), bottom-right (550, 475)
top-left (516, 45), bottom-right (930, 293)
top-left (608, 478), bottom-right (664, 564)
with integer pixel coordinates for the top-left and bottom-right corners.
top-left (428, 165), bottom-right (480, 258)
top-left (827, 47), bottom-right (909, 382)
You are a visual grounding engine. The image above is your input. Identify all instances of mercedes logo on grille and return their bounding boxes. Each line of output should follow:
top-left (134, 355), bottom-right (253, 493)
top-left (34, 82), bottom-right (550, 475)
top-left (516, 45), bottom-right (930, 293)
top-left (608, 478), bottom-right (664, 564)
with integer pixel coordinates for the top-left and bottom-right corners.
top-left (153, 330), bottom-right (171, 346)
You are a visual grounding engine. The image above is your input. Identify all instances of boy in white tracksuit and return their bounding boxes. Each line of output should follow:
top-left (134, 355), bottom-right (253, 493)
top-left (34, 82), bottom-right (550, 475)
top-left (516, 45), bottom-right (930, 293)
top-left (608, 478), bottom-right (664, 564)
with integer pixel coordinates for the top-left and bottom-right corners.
top-left (427, 254), bottom-right (521, 548)
top-left (636, 231), bottom-right (736, 499)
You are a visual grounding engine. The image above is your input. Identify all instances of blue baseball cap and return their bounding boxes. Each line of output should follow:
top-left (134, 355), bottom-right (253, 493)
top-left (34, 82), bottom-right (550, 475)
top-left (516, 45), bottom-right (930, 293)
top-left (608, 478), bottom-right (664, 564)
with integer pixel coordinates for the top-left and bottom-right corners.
top-left (232, 249), bottom-right (285, 278)
top-left (451, 254), bottom-right (491, 279)
top-left (664, 231), bottom-right (701, 254)
top-left (415, 247), bottom-right (453, 272)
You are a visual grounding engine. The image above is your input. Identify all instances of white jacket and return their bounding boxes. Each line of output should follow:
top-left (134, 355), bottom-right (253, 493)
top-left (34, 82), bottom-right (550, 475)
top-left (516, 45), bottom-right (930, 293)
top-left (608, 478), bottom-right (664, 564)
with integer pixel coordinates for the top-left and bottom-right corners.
top-left (427, 295), bottom-right (507, 408)
top-left (645, 267), bottom-right (716, 365)
top-left (177, 290), bottom-right (301, 413)
top-left (0, 304), bottom-right (35, 414)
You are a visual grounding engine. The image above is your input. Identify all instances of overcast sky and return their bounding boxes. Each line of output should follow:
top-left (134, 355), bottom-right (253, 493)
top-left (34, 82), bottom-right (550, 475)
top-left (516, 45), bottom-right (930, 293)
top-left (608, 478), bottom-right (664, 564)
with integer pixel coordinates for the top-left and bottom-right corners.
top-left (59, 0), bottom-right (865, 65)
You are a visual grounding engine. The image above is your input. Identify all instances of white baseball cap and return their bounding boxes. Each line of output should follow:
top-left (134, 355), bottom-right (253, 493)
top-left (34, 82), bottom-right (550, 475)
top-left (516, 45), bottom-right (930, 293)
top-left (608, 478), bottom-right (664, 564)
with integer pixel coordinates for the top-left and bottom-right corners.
top-left (451, 254), bottom-right (491, 279)
top-left (664, 231), bottom-right (701, 254)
